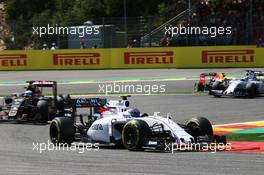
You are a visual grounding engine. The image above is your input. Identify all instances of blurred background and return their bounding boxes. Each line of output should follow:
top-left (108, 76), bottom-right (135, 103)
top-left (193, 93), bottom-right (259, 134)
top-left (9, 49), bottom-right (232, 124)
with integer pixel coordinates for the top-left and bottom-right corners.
top-left (0, 0), bottom-right (263, 49)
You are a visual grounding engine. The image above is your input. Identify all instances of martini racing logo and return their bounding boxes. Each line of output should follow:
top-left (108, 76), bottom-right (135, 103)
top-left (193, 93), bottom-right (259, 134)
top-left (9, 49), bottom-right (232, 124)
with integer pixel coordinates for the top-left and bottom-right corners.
top-left (0, 54), bottom-right (27, 67)
top-left (124, 51), bottom-right (174, 64)
top-left (202, 50), bottom-right (255, 63)
top-left (53, 53), bottom-right (100, 66)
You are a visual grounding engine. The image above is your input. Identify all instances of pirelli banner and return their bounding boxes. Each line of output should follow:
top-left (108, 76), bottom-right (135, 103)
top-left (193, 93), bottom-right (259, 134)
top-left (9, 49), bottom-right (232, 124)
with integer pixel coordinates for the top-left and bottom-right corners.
top-left (174, 46), bottom-right (259, 68)
top-left (0, 49), bottom-right (109, 70)
top-left (0, 46), bottom-right (263, 70)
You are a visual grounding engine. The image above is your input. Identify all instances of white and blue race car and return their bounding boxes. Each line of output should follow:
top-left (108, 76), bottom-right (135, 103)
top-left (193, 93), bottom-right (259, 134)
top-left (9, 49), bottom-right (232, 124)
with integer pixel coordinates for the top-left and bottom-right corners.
top-left (49, 96), bottom-right (226, 151)
top-left (211, 70), bottom-right (264, 98)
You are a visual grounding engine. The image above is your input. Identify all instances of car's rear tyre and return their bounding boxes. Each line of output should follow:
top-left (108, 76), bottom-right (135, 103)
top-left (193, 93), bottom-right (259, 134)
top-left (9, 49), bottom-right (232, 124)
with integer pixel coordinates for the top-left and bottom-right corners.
top-left (212, 81), bottom-right (223, 90)
top-left (197, 83), bottom-right (205, 92)
top-left (211, 81), bottom-right (223, 97)
top-left (62, 94), bottom-right (72, 107)
top-left (122, 119), bottom-right (151, 151)
top-left (57, 94), bottom-right (72, 110)
top-left (57, 96), bottom-right (65, 111)
top-left (4, 97), bottom-right (13, 105)
top-left (186, 117), bottom-right (213, 139)
top-left (49, 117), bottom-right (75, 145)
top-left (246, 83), bottom-right (257, 98)
top-left (36, 100), bottom-right (49, 123)
top-left (213, 94), bottom-right (222, 98)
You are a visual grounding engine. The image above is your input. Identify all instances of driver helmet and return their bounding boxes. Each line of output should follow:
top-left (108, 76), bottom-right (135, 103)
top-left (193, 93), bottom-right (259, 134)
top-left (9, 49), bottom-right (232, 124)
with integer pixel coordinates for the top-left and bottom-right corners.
top-left (30, 84), bottom-right (36, 90)
top-left (245, 72), bottom-right (249, 77)
top-left (128, 108), bottom-right (140, 118)
top-left (24, 90), bottom-right (33, 97)
top-left (246, 71), bottom-right (256, 79)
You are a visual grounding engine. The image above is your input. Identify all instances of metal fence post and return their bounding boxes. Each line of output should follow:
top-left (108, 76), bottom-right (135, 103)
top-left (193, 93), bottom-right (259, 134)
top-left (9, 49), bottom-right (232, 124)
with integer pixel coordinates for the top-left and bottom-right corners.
top-left (249, 0), bottom-right (253, 44)
top-left (102, 17), bottom-right (105, 48)
top-left (123, 0), bottom-right (127, 46)
top-left (148, 16), bottom-right (151, 47)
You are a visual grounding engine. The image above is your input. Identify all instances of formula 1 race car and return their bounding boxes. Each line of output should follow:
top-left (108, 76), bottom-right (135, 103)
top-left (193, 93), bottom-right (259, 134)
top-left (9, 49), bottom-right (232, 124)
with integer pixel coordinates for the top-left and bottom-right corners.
top-left (211, 70), bottom-right (264, 98)
top-left (194, 72), bottom-right (227, 92)
top-left (0, 81), bottom-right (69, 123)
top-left (49, 96), bottom-right (226, 151)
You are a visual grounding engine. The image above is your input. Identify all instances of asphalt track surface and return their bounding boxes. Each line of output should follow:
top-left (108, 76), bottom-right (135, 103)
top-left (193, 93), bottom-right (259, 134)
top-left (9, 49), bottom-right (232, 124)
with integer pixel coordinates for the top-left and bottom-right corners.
top-left (0, 69), bottom-right (264, 175)
top-left (0, 68), bottom-right (261, 94)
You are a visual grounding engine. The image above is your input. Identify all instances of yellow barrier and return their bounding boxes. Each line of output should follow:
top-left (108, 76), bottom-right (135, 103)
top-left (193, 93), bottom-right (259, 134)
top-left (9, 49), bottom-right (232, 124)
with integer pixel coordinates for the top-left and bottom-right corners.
top-left (0, 46), bottom-right (263, 70)
top-left (0, 49), bottom-right (110, 70)
top-left (174, 46), bottom-right (260, 68)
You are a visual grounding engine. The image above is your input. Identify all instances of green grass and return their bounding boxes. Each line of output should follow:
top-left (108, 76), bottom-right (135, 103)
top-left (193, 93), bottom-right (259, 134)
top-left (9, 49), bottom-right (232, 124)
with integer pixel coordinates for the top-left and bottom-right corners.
top-left (227, 133), bottom-right (264, 142)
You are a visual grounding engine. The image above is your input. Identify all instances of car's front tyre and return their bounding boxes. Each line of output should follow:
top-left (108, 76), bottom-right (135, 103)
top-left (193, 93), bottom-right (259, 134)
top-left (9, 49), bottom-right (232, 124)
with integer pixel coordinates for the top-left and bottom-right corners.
top-left (186, 116), bottom-right (213, 140)
top-left (49, 117), bottom-right (75, 145)
top-left (122, 119), bottom-right (151, 151)
top-left (246, 83), bottom-right (257, 98)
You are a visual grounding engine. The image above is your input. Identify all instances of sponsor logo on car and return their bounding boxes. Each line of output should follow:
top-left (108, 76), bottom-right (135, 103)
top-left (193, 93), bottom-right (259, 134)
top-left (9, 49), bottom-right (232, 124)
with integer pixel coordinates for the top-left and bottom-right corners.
top-left (0, 54), bottom-right (27, 67)
top-left (124, 51), bottom-right (174, 64)
top-left (91, 124), bottom-right (103, 130)
top-left (202, 50), bottom-right (255, 63)
top-left (53, 53), bottom-right (100, 66)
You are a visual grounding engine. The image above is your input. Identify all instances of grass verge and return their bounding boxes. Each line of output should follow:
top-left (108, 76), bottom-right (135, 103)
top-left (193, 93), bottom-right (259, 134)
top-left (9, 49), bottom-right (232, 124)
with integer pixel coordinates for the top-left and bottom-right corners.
top-left (227, 133), bottom-right (264, 142)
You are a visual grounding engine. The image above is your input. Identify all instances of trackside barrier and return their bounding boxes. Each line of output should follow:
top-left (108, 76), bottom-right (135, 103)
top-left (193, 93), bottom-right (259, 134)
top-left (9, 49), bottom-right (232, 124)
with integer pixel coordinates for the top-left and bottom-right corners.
top-left (0, 46), bottom-right (263, 70)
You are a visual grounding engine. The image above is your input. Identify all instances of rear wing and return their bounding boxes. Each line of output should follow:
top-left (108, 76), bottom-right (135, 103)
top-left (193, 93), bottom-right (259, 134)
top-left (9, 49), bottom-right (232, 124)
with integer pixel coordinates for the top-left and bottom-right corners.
top-left (74, 98), bottom-right (107, 108)
top-left (27, 80), bottom-right (57, 87)
top-left (64, 98), bottom-right (107, 124)
top-left (200, 72), bottom-right (217, 77)
top-left (246, 70), bottom-right (264, 76)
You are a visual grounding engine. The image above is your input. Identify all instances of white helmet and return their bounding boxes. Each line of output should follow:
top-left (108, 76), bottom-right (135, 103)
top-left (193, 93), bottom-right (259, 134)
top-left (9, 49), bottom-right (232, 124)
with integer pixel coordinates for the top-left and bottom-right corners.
top-left (128, 108), bottom-right (140, 117)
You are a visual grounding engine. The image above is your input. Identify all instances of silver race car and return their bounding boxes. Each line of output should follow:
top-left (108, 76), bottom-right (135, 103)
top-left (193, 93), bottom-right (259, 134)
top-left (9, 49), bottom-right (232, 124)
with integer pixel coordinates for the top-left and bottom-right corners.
top-left (211, 70), bottom-right (264, 98)
top-left (49, 96), bottom-right (226, 151)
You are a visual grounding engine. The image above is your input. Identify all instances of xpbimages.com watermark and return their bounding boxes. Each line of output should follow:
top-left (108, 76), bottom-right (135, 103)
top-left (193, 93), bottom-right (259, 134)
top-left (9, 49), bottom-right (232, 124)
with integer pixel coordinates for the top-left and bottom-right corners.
top-left (165, 24), bottom-right (232, 38)
top-left (32, 24), bottom-right (100, 37)
top-left (164, 142), bottom-right (232, 154)
top-left (98, 82), bottom-right (166, 95)
top-left (32, 140), bottom-right (99, 153)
